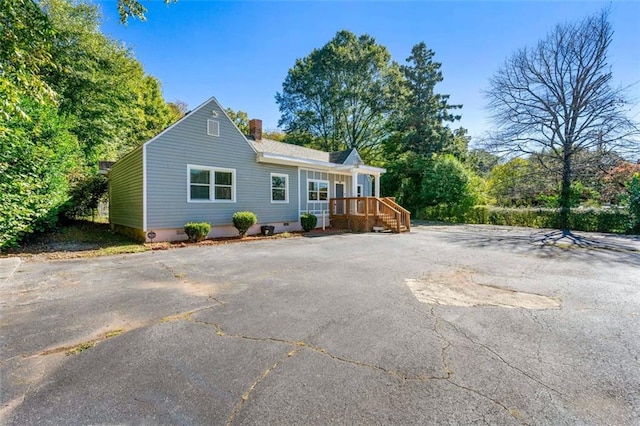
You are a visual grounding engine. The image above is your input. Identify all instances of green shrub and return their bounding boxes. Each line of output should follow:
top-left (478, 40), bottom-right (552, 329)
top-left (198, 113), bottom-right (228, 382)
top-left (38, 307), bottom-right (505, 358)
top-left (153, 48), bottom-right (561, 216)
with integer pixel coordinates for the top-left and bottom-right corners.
top-left (628, 174), bottom-right (640, 233)
top-left (63, 174), bottom-right (108, 220)
top-left (232, 211), bottom-right (257, 237)
top-left (1, 99), bottom-right (81, 250)
top-left (301, 213), bottom-right (318, 232)
top-left (184, 222), bottom-right (211, 242)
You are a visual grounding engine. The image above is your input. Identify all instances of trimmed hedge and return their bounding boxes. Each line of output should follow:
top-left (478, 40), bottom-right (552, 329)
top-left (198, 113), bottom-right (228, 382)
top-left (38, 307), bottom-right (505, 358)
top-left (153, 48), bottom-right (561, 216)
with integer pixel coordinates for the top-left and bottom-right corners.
top-left (232, 211), bottom-right (257, 237)
top-left (418, 206), bottom-right (634, 234)
top-left (300, 213), bottom-right (318, 232)
top-left (184, 222), bottom-right (211, 242)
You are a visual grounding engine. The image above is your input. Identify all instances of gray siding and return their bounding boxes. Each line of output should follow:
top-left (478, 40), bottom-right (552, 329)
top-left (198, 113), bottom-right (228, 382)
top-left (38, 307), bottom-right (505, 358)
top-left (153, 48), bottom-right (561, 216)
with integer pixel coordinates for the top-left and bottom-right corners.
top-left (299, 169), bottom-right (353, 215)
top-left (145, 98), bottom-right (299, 229)
top-left (109, 147), bottom-right (143, 229)
top-left (357, 174), bottom-right (373, 196)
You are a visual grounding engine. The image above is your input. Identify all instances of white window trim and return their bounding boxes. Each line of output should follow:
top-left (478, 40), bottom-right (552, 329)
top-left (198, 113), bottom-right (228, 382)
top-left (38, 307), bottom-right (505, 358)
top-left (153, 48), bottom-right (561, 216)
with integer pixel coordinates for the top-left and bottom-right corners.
top-left (187, 165), bottom-right (236, 203)
top-left (270, 173), bottom-right (289, 204)
top-left (307, 178), bottom-right (329, 203)
top-left (357, 184), bottom-right (364, 197)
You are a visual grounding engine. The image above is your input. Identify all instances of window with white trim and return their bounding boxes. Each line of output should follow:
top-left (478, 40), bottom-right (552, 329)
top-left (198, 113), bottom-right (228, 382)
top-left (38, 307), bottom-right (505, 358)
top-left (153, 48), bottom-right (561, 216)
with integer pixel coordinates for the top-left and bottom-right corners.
top-left (357, 184), bottom-right (363, 197)
top-left (207, 119), bottom-right (220, 136)
top-left (271, 173), bottom-right (288, 203)
top-left (188, 165), bottom-right (235, 202)
top-left (308, 179), bottom-right (329, 202)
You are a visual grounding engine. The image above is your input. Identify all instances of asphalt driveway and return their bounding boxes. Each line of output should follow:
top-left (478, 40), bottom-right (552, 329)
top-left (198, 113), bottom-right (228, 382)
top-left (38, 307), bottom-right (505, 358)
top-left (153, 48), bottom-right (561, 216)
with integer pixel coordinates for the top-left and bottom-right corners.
top-left (1, 224), bottom-right (639, 425)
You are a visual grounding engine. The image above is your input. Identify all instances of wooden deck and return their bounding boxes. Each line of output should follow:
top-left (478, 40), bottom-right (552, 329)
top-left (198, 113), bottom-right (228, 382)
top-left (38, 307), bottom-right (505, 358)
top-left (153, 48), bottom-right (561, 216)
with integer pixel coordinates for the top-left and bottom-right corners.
top-left (329, 197), bottom-right (411, 233)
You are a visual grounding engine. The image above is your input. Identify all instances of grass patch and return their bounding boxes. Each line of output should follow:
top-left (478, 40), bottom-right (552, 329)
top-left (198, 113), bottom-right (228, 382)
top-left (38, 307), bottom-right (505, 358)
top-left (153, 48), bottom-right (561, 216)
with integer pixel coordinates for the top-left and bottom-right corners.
top-left (63, 329), bottom-right (124, 356)
top-left (66, 341), bottom-right (95, 355)
top-left (105, 329), bottom-right (124, 338)
top-left (3, 220), bottom-right (148, 259)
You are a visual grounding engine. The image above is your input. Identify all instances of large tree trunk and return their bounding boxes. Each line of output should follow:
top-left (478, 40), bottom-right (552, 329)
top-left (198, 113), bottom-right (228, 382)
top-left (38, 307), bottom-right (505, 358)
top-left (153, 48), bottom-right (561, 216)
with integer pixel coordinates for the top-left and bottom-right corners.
top-left (559, 151), bottom-right (572, 231)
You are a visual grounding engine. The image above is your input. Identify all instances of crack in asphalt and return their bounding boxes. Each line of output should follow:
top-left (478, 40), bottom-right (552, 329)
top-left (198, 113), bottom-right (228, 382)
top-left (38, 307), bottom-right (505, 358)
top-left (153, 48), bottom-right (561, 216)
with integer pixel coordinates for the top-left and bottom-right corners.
top-left (445, 380), bottom-right (530, 425)
top-left (429, 306), bottom-right (453, 379)
top-left (190, 319), bottom-right (451, 382)
top-left (225, 347), bottom-right (300, 426)
top-left (441, 314), bottom-right (564, 398)
top-left (429, 305), bottom-right (534, 424)
top-left (520, 309), bottom-right (551, 332)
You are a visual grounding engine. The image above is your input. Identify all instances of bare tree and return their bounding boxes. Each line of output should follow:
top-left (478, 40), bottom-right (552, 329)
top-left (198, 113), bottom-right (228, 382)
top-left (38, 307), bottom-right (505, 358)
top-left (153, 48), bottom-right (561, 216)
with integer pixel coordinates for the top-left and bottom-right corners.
top-left (485, 9), bottom-right (639, 229)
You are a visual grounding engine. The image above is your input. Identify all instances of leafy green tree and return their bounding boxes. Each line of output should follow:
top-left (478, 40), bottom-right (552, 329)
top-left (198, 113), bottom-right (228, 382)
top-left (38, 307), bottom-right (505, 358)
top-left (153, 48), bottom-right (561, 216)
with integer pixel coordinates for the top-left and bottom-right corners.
top-left (485, 10), bottom-right (639, 229)
top-left (225, 108), bottom-right (250, 134)
top-left (1, 0), bottom-right (182, 247)
top-left (420, 154), bottom-right (480, 208)
top-left (276, 30), bottom-right (400, 159)
top-left (167, 100), bottom-right (188, 120)
top-left (382, 42), bottom-right (469, 209)
top-left (63, 174), bottom-right (108, 220)
top-left (382, 153), bottom-right (482, 213)
top-left (394, 42), bottom-right (462, 157)
top-left (117, 0), bottom-right (177, 23)
top-left (487, 158), bottom-right (552, 206)
top-left (0, 98), bottom-right (81, 249)
top-left (43, 0), bottom-right (178, 162)
top-left (0, 0), bottom-right (56, 123)
top-left (263, 129), bottom-right (286, 141)
top-left (467, 149), bottom-right (499, 177)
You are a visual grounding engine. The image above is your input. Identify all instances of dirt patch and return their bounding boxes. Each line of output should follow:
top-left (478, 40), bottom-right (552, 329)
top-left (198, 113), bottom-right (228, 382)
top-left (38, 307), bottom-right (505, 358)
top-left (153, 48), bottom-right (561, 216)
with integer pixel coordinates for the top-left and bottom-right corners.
top-left (406, 270), bottom-right (560, 309)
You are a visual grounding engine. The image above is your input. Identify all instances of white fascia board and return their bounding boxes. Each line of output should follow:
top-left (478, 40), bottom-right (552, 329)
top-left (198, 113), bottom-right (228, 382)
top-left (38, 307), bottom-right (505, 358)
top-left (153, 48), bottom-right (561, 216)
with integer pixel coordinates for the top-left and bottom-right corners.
top-left (356, 165), bottom-right (386, 174)
top-left (257, 152), bottom-right (339, 170)
top-left (257, 152), bottom-right (386, 174)
top-left (334, 165), bottom-right (387, 174)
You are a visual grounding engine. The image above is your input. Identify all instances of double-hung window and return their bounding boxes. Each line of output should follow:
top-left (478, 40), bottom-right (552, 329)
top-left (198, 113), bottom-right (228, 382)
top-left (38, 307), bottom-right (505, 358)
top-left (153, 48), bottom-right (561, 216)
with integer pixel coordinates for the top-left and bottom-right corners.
top-left (308, 179), bottom-right (329, 202)
top-left (271, 173), bottom-right (288, 203)
top-left (188, 165), bottom-right (235, 202)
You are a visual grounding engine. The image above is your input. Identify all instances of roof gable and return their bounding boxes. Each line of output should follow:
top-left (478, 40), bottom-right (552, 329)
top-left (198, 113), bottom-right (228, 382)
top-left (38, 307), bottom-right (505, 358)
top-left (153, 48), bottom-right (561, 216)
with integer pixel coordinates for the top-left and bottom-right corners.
top-left (143, 96), bottom-right (255, 153)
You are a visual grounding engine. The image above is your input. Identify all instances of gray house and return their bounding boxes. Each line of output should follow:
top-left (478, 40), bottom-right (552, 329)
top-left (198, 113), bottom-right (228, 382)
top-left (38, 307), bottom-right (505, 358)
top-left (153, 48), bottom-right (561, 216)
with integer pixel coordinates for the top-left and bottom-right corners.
top-left (108, 96), bottom-right (391, 242)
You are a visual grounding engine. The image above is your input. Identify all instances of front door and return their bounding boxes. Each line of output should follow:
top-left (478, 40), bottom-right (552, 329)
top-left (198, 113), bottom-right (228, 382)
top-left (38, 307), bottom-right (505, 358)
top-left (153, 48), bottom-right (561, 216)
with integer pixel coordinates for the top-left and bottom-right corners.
top-left (335, 183), bottom-right (344, 214)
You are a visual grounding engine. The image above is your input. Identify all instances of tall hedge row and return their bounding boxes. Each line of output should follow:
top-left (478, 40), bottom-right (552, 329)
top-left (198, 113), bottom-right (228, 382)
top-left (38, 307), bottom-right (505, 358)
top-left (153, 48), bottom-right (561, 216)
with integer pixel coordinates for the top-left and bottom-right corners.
top-left (418, 206), bottom-right (634, 234)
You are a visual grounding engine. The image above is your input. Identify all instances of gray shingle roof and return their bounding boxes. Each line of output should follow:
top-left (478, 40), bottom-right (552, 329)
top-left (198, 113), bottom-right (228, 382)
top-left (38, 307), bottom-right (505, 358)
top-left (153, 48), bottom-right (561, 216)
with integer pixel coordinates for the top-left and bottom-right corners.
top-left (329, 149), bottom-right (354, 164)
top-left (248, 137), bottom-right (352, 164)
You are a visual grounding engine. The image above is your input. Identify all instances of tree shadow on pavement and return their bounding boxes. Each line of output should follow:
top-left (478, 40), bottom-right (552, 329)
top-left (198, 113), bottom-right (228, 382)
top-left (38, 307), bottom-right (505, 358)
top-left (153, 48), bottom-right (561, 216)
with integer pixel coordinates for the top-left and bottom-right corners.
top-left (438, 226), bottom-right (640, 267)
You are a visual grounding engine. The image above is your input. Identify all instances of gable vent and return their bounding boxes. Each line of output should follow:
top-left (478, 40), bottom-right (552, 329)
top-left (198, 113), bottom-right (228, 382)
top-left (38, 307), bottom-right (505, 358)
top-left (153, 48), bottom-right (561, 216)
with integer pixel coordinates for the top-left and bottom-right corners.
top-left (207, 119), bottom-right (220, 137)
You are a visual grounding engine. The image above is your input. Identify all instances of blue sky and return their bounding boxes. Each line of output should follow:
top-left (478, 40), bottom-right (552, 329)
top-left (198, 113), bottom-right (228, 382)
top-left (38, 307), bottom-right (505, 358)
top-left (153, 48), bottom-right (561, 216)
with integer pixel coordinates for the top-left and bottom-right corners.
top-left (98, 1), bottom-right (640, 143)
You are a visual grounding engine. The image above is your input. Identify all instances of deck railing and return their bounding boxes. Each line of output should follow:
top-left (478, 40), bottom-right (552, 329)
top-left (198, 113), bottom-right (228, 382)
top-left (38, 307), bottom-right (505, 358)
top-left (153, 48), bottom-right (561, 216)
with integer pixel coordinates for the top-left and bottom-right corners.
top-left (328, 197), bottom-right (410, 233)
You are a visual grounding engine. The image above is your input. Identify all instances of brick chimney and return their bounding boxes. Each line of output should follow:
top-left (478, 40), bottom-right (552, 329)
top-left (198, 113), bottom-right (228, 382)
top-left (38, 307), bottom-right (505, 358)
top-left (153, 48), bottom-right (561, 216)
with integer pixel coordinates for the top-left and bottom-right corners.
top-left (249, 119), bottom-right (262, 141)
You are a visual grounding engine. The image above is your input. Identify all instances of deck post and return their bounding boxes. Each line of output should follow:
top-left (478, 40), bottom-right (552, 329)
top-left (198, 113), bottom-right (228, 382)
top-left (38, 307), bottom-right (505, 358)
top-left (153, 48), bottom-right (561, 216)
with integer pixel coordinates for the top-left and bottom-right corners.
top-left (374, 174), bottom-right (380, 198)
top-left (364, 196), bottom-right (369, 230)
top-left (352, 172), bottom-right (358, 210)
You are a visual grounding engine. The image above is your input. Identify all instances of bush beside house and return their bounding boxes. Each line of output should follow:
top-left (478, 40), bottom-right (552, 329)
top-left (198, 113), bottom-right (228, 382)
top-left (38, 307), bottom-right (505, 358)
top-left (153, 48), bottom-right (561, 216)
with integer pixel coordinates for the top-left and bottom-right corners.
top-left (184, 222), bottom-right (211, 242)
top-left (301, 213), bottom-right (318, 232)
top-left (232, 212), bottom-right (257, 237)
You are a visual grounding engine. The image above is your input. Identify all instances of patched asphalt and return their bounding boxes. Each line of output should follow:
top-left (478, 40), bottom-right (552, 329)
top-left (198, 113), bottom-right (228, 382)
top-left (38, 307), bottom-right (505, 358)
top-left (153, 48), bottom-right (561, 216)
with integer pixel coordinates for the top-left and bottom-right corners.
top-left (1, 224), bottom-right (639, 425)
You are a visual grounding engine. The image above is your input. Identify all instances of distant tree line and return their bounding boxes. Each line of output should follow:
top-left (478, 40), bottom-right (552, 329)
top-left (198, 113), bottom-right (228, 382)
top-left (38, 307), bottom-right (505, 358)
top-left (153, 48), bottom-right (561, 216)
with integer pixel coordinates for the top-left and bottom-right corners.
top-left (271, 12), bottom-right (639, 231)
